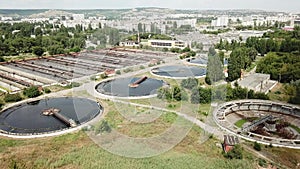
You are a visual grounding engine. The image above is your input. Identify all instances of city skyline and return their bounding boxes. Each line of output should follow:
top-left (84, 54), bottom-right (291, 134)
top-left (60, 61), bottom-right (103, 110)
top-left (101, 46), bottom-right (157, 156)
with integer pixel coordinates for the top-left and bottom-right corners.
top-left (0, 0), bottom-right (300, 12)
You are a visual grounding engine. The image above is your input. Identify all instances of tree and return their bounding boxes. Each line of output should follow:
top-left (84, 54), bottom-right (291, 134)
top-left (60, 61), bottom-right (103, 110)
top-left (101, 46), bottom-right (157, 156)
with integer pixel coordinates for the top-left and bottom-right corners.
top-left (181, 47), bottom-right (191, 53)
top-left (4, 93), bottom-right (23, 102)
top-left (157, 86), bottom-right (187, 101)
top-left (43, 88), bottom-right (51, 94)
top-left (32, 46), bottom-right (44, 56)
top-left (208, 47), bottom-right (217, 56)
top-left (253, 142), bottom-right (261, 151)
top-left (227, 47), bottom-right (250, 81)
top-left (34, 27), bottom-right (43, 37)
top-left (0, 99), bottom-right (4, 109)
top-left (191, 87), bottom-right (212, 104)
top-left (23, 86), bottom-right (41, 98)
top-left (288, 80), bottom-right (300, 104)
top-left (205, 76), bottom-right (211, 85)
top-left (219, 51), bottom-right (225, 65)
top-left (181, 78), bottom-right (198, 90)
top-left (206, 52), bottom-right (224, 84)
top-left (172, 86), bottom-right (182, 101)
top-left (256, 52), bottom-right (300, 83)
top-left (0, 56), bottom-right (5, 62)
top-left (115, 70), bottom-right (121, 75)
top-left (223, 145), bottom-right (243, 159)
top-left (157, 87), bottom-right (172, 100)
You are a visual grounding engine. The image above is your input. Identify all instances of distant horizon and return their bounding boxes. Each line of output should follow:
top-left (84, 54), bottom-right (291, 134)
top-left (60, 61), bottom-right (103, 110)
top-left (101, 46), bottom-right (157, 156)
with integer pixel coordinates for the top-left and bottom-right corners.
top-left (0, 0), bottom-right (299, 13)
top-left (0, 8), bottom-right (296, 14)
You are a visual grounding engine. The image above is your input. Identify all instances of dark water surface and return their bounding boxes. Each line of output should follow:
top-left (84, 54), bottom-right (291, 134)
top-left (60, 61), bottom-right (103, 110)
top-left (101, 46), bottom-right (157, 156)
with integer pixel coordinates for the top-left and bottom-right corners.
top-left (152, 65), bottom-right (206, 78)
top-left (187, 57), bottom-right (228, 66)
top-left (95, 77), bottom-right (164, 97)
top-left (0, 97), bottom-right (101, 134)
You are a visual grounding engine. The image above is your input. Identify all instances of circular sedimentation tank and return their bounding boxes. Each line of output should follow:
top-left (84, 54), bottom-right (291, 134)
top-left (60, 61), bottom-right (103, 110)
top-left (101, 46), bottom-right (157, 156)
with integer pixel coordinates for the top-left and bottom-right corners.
top-left (95, 77), bottom-right (165, 98)
top-left (186, 57), bottom-right (208, 66)
top-left (0, 97), bottom-right (102, 135)
top-left (214, 100), bottom-right (300, 149)
top-left (186, 57), bottom-right (228, 66)
top-left (151, 65), bottom-right (206, 79)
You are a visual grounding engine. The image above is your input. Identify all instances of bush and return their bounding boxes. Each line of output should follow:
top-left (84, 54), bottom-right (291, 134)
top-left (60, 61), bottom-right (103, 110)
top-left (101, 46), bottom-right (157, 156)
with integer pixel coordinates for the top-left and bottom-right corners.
top-left (70, 82), bottom-right (80, 88)
top-left (191, 87), bottom-right (212, 104)
top-left (170, 48), bottom-right (180, 53)
top-left (258, 158), bottom-right (267, 167)
top-left (23, 86), bottom-right (41, 98)
top-left (139, 65), bottom-right (145, 69)
top-left (0, 99), bottom-right (4, 109)
top-left (168, 104), bottom-right (176, 108)
top-left (223, 145), bottom-right (243, 159)
top-left (116, 70), bottom-right (121, 75)
top-left (123, 68), bottom-right (133, 73)
top-left (4, 93), bottom-right (23, 102)
top-left (205, 76), bottom-right (212, 85)
top-left (181, 78), bottom-right (198, 90)
top-left (254, 142), bottom-right (261, 151)
top-left (43, 88), bottom-right (51, 94)
top-left (162, 48), bottom-right (169, 52)
top-left (274, 90), bottom-right (281, 94)
top-left (157, 86), bottom-right (187, 102)
top-left (65, 82), bottom-right (81, 89)
top-left (253, 92), bottom-right (269, 100)
top-left (32, 46), bottom-right (45, 56)
top-left (100, 73), bottom-right (108, 79)
top-left (90, 75), bottom-right (98, 81)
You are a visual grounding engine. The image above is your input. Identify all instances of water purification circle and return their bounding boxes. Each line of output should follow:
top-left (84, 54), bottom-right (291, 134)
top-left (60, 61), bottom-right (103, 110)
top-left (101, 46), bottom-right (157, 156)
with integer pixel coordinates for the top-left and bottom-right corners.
top-left (95, 77), bottom-right (165, 98)
top-left (151, 65), bottom-right (206, 79)
top-left (0, 97), bottom-right (102, 135)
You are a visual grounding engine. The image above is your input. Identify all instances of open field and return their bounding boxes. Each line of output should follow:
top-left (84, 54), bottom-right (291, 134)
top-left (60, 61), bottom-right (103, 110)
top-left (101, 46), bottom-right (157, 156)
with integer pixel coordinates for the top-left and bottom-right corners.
top-left (0, 129), bottom-right (257, 169)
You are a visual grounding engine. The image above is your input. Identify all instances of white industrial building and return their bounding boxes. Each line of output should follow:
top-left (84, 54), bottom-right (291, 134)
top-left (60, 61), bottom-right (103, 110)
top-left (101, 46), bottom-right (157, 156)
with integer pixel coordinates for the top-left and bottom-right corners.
top-left (72, 14), bottom-right (85, 21)
top-left (211, 16), bottom-right (229, 27)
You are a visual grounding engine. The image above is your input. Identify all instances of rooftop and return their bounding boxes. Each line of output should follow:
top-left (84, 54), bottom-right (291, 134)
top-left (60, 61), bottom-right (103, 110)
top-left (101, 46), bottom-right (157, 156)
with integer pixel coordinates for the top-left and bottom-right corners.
top-left (224, 135), bottom-right (239, 146)
top-left (239, 73), bottom-right (270, 89)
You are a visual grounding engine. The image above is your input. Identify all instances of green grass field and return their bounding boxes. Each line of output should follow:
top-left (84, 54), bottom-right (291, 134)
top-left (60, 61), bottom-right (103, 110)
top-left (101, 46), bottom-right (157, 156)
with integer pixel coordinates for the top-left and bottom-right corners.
top-left (234, 119), bottom-right (248, 128)
top-left (0, 100), bottom-right (257, 169)
top-left (0, 129), bottom-right (257, 169)
top-left (1, 99), bottom-right (300, 168)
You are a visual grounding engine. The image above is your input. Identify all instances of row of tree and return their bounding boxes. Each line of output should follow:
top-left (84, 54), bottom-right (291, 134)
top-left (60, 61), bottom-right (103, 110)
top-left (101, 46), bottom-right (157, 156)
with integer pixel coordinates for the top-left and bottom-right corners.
top-left (0, 21), bottom-right (98, 57)
top-left (256, 52), bottom-right (300, 83)
top-left (288, 80), bottom-right (300, 104)
top-left (192, 83), bottom-right (269, 104)
top-left (157, 77), bottom-right (269, 104)
top-left (215, 26), bottom-right (300, 55)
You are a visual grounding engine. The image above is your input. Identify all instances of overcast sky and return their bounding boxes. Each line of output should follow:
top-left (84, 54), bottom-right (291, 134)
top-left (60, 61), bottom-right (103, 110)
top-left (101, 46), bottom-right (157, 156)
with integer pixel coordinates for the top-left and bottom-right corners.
top-left (0, 0), bottom-right (299, 12)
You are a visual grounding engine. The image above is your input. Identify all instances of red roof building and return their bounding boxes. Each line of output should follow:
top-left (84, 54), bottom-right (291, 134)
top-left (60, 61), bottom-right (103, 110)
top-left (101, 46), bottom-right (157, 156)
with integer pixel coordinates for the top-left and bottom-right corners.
top-left (223, 135), bottom-right (239, 153)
